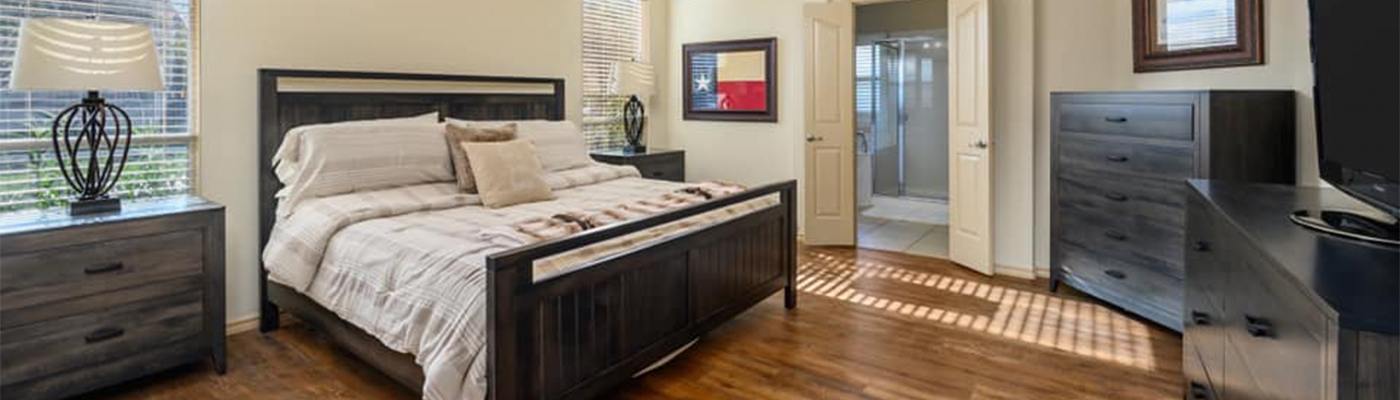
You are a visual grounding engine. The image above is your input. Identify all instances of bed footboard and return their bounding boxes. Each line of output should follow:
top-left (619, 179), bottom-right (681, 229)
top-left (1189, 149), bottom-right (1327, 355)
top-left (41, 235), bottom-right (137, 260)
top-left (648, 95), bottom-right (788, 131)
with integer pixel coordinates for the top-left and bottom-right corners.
top-left (486, 180), bottom-right (797, 400)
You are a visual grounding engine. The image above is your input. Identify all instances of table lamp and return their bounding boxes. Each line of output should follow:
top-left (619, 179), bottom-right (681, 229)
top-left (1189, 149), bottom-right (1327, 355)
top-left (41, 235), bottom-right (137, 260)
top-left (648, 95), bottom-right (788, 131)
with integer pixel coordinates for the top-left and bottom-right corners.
top-left (609, 61), bottom-right (655, 154)
top-left (9, 18), bottom-right (165, 215)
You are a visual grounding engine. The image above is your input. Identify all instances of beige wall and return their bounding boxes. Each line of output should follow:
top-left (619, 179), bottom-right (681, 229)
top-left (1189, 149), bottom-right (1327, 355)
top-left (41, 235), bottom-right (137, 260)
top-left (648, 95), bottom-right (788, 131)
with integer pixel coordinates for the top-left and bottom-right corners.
top-left (1031, 0), bottom-right (1318, 270)
top-left (990, 0), bottom-right (1036, 274)
top-left (656, 0), bottom-right (807, 192)
top-left (856, 0), bottom-right (947, 33)
top-left (198, 0), bottom-right (584, 323)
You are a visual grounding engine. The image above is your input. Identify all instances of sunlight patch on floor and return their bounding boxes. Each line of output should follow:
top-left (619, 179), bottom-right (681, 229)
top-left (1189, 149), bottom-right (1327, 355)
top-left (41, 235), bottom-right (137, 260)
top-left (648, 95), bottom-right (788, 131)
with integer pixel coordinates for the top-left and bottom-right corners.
top-left (797, 251), bottom-right (1159, 371)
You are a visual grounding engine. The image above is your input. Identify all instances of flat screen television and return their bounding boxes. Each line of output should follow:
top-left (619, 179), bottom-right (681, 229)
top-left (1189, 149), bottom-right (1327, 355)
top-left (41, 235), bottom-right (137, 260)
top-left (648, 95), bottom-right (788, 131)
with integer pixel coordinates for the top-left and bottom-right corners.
top-left (1308, 0), bottom-right (1399, 219)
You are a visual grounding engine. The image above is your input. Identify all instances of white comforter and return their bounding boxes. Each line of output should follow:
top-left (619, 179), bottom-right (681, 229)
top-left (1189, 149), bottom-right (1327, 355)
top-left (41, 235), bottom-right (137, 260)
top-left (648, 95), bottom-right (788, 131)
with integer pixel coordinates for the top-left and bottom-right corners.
top-left (262, 163), bottom-right (775, 399)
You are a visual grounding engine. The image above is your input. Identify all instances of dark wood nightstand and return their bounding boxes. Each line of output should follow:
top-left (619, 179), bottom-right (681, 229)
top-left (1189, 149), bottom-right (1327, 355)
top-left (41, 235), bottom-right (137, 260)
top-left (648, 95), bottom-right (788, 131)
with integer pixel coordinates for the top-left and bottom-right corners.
top-left (591, 148), bottom-right (686, 182)
top-left (0, 196), bottom-right (226, 400)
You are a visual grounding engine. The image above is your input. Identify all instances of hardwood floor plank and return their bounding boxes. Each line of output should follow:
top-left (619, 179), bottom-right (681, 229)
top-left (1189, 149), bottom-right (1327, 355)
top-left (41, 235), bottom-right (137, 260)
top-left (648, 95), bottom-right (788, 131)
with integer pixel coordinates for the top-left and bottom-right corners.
top-left (81, 246), bottom-right (1181, 399)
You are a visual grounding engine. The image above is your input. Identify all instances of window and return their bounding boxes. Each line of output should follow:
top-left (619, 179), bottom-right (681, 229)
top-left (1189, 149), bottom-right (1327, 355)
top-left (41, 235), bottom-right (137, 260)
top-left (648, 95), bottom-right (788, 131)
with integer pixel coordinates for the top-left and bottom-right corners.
top-left (581, 0), bottom-right (643, 150)
top-left (0, 0), bottom-right (196, 215)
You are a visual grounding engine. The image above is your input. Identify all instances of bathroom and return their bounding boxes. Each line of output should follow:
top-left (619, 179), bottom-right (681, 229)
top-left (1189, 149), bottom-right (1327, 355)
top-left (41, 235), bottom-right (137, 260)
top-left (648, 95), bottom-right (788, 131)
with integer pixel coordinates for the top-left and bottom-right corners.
top-left (855, 0), bottom-right (949, 259)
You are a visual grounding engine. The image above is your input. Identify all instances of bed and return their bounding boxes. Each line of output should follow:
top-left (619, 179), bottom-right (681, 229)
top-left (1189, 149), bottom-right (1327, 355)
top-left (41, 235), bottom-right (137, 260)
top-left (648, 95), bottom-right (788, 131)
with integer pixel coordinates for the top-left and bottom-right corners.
top-left (256, 69), bottom-right (798, 400)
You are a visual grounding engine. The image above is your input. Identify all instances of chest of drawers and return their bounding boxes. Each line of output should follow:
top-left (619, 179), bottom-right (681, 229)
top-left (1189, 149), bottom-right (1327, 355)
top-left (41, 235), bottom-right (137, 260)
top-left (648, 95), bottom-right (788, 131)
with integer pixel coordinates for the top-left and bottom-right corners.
top-left (0, 197), bottom-right (225, 399)
top-left (590, 148), bottom-right (686, 182)
top-left (1049, 91), bottom-right (1295, 330)
top-left (1183, 181), bottom-right (1397, 400)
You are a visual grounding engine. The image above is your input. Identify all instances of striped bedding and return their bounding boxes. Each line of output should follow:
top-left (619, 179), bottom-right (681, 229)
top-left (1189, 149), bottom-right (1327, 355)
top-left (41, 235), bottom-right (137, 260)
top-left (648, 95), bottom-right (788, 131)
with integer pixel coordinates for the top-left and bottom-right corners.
top-left (262, 163), bottom-right (777, 400)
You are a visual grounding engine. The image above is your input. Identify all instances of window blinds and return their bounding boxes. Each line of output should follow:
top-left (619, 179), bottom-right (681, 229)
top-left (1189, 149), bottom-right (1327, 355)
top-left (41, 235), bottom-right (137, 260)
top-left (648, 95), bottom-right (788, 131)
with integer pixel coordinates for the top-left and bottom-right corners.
top-left (581, 0), bottom-right (642, 150)
top-left (0, 0), bottom-right (195, 215)
top-left (1157, 0), bottom-right (1238, 51)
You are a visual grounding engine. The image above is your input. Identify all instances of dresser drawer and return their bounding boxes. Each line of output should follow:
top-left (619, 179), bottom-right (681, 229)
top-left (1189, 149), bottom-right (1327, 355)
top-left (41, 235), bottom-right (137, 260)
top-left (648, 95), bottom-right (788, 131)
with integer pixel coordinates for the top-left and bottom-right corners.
top-left (1058, 207), bottom-right (1184, 278)
top-left (0, 230), bottom-right (204, 315)
top-left (0, 290), bottom-right (204, 386)
top-left (1058, 135), bottom-right (1195, 179)
top-left (1225, 256), bottom-right (1329, 400)
top-left (1058, 102), bottom-right (1195, 141)
top-left (1057, 169), bottom-right (1186, 227)
top-left (1056, 240), bottom-right (1182, 327)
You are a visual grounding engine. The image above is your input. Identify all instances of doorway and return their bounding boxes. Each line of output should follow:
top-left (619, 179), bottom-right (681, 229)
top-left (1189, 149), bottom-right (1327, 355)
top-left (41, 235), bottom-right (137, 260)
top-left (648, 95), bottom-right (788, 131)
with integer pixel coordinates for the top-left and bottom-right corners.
top-left (855, 28), bottom-right (950, 259)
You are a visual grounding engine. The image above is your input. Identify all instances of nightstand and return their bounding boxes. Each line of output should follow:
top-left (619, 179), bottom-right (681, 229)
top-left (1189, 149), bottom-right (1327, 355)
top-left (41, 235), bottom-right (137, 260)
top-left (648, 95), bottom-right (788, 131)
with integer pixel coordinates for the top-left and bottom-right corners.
top-left (591, 148), bottom-right (686, 182)
top-left (0, 196), bottom-right (226, 400)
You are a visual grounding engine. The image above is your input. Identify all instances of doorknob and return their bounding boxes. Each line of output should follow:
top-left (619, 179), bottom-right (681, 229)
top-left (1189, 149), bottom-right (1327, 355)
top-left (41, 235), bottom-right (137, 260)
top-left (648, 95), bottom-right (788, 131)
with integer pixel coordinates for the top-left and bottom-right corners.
top-left (806, 135), bottom-right (824, 142)
top-left (971, 140), bottom-right (988, 149)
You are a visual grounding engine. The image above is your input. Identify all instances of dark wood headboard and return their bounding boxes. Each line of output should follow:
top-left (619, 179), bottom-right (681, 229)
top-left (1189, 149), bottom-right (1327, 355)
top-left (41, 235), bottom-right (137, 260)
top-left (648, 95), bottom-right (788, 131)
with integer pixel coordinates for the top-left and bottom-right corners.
top-left (256, 68), bottom-right (565, 313)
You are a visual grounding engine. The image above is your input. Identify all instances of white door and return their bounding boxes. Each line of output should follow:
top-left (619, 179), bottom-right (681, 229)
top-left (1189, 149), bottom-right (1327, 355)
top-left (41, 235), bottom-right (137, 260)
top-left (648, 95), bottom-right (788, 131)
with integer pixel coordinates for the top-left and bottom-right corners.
top-left (803, 0), bottom-right (856, 246)
top-left (947, 0), bottom-right (994, 274)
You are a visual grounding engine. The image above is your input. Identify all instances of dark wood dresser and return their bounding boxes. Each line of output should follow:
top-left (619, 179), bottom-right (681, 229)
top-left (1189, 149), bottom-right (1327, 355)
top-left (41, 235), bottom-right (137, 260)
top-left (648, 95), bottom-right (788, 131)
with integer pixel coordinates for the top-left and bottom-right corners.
top-left (1184, 180), bottom-right (1397, 400)
top-left (1049, 90), bottom-right (1296, 331)
top-left (0, 197), bottom-right (226, 399)
top-left (591, 148), bottom-right (685, 182)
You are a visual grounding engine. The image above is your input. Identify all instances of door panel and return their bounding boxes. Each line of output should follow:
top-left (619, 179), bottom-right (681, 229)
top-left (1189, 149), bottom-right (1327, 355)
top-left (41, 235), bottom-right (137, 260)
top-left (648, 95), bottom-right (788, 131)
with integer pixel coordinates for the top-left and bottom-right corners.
top-left (947, 0), bottom-right (993, 274)
top-left (803, 0), bottom-right (855, 246)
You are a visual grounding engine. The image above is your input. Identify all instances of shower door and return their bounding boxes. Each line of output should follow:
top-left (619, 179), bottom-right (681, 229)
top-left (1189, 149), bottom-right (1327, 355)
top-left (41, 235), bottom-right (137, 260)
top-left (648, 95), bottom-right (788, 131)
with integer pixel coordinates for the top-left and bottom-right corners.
top-left (869, 41), bottom-right (901, 197)
top-left (868, 37), bottom-right (948, 199)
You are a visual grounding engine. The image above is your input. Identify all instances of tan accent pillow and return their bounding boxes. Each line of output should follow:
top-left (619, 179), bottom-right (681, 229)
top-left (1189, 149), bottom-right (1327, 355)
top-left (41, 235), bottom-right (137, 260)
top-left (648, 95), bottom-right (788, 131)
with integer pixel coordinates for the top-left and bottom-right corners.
top-left (463, 140), bottom-right (555, 208)
top-left (445, 123), bottom-right (517, 193)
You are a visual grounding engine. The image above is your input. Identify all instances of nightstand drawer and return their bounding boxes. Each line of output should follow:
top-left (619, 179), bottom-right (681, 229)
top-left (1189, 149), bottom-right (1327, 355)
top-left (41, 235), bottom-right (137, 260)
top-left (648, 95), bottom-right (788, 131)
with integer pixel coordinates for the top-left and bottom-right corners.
top-left (0, 290), bottom-right (204, 386)
top-left (0, 229), bottom-right (205, 315)
top-left (636, 161), bottom-right (684, 181)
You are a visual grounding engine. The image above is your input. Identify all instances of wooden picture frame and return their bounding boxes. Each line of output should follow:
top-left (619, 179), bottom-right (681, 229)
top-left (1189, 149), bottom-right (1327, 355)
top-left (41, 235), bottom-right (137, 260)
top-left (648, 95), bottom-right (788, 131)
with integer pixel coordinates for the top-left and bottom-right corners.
top-left (1132, 0), bottom-right (1263, 73)
top-left (682, 38), bottom-right (778, 122)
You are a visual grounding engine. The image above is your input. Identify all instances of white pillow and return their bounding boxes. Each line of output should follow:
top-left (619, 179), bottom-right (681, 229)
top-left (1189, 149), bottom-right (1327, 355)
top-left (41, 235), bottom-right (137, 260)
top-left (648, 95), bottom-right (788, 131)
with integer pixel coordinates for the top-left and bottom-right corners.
top-left (273, 112), bottom-right (439, 183)
top-left (446, 119), bottom-right (593, 172)
top-left (275, 122), bottom-right (453, 217)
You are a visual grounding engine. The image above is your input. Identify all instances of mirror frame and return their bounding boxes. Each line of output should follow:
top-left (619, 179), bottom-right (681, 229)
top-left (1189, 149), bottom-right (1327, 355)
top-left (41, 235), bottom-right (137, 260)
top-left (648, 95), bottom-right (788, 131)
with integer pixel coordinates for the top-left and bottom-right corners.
top-left (682, 37), bottom-right (779, 122)
top-left (1132, 0), bottom-right (1264, 73)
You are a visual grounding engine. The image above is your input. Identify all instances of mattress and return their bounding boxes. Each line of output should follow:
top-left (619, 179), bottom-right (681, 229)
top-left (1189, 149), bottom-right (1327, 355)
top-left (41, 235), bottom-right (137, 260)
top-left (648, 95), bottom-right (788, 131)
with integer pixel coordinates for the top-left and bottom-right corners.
top-left (262, 163), bottom-right (777, 400)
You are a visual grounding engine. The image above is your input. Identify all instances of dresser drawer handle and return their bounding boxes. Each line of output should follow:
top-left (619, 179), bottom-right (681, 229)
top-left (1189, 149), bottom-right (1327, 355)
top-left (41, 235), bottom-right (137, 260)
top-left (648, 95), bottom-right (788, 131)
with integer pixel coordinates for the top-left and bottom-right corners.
top-left (1103, 192), bottom-right (1128, 202)
top-left (1244, 315), bottom-right (1273, 338)
top-left (1193, 241), bottom-right (1211, 252)
top-left (84, 262), bottom-right (124, 275)
top-left (1105, 155), bottom-right (1130, 162)
top-left (1188, 382), bottom-right (1213, 400)
top-left (1103, 230), bottom-right (1128, 241)
top-left (1190, 310), bottom-right (1211, 325)
top-left (85, 327), bottom-right (125, 344)
top-left (1104, 269), bottom-right (1126, 280)
top-left (1104, 116), bottom-right (1128, 123)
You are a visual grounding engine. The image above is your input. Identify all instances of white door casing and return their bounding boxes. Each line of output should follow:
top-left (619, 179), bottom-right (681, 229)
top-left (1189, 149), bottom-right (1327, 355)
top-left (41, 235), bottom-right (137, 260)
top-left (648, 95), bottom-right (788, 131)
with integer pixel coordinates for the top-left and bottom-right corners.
top-left (802, 0), bottom-right (856, 246)
top-left (947, 0), bottom-right (994, 274)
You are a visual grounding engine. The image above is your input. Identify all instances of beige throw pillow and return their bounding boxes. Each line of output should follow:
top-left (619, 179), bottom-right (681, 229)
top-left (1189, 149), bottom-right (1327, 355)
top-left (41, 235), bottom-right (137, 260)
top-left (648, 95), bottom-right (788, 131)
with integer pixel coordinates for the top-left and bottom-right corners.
top-left (446, 123), bottom-right (517, 193)
top-left (463, 140), bottom-right (555, 208)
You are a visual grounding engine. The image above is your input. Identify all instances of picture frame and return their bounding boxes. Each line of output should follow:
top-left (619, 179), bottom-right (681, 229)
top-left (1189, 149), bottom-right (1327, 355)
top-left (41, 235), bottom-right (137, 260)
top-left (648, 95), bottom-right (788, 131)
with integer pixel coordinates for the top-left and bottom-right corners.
top-left (1132, 0), bottom-right (1264, 73)
top-left (682, 37), bottom-right (778, 122)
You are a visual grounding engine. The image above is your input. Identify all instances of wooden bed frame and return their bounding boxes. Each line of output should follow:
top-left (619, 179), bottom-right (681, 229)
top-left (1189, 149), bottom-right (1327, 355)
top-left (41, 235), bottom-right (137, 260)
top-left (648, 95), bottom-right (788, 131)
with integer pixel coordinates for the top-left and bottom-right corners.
top-left (256, 69), bottom-right (798, 399)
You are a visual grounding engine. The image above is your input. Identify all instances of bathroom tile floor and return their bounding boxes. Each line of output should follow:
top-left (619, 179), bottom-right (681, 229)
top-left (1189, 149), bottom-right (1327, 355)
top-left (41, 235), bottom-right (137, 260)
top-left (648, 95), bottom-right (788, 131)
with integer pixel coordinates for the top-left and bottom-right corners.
top-left (858, 217), bottom-right (949, 259)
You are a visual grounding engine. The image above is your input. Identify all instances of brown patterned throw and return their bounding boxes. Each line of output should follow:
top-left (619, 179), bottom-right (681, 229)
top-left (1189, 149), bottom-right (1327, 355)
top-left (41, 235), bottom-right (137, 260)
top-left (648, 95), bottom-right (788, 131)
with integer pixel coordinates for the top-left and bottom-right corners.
top-left (510, 181), bottom-right (747, 241)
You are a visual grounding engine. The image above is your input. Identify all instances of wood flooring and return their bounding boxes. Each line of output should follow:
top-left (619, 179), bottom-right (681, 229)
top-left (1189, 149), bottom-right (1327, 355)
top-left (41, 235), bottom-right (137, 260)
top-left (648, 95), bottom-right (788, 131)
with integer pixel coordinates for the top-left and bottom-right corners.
top-left (82, 246), bottom-right (1183, 399)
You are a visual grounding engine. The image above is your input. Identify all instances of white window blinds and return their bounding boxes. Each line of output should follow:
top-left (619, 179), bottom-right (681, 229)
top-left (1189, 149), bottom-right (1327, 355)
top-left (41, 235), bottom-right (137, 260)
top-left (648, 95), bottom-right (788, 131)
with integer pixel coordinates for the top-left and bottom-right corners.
top-left (0, 0), bottom-right (195, 215)
top-left (581, 0), bottom-right (642, 150)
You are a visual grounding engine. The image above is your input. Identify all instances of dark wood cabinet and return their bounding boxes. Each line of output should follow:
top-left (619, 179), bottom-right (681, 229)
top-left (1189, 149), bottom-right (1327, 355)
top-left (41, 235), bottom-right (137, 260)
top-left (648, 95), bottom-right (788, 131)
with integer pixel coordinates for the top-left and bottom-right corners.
top-left (1184, 180), bottom-right (1398, 400)
top-left (591, 148), bottom-right (686, 182)
top-left (0, 197), bottom-right (226, 400)
top-left (1050, 90), bottom-right (1296, 331)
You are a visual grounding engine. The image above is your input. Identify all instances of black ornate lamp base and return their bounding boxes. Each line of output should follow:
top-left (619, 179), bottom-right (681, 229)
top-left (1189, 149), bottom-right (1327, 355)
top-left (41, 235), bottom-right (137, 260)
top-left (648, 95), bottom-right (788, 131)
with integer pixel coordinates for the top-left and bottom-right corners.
top-left (622, 95), bottom-right (647, 155)
top-left (70, 197), bottom-right (121, 216)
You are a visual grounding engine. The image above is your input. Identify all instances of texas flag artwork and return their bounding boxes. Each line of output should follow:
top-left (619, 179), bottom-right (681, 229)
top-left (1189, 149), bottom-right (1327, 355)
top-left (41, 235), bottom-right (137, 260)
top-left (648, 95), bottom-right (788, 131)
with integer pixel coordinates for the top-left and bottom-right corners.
top-left (690, 50), bottom-right (768, 111)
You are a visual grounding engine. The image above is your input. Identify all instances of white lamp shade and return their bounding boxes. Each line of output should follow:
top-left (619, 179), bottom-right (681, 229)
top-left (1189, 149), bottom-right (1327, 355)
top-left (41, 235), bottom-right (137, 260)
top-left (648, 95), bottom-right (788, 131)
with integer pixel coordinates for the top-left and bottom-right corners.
top-left (609, 61), bottom-right (654, 97)
top-left (9, 18), bottom-right (164, 92)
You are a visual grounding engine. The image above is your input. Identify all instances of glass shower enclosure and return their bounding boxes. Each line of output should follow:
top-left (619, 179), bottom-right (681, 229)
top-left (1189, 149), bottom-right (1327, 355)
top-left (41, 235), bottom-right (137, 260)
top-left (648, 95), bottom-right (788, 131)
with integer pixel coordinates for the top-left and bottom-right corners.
top-left (856, 35), bottom-right (949, 201)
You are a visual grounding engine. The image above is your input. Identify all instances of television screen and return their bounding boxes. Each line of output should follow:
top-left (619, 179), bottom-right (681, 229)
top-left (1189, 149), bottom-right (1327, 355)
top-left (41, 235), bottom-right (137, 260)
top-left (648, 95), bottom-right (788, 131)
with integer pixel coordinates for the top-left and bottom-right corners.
top-left (1309, 0), bottom-right (1400, 217)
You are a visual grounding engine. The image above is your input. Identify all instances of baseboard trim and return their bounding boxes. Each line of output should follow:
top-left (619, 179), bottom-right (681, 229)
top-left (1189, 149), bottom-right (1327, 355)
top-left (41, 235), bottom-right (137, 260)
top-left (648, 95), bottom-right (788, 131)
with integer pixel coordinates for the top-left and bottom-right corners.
top-left (226, 314), bottom-right (260, 336)
top-left (994, 263), bottom-right (1036, 280)
top-left (1034, 266), bottom-right (1051, 278)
